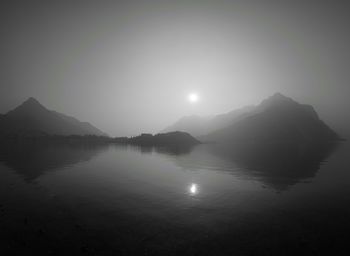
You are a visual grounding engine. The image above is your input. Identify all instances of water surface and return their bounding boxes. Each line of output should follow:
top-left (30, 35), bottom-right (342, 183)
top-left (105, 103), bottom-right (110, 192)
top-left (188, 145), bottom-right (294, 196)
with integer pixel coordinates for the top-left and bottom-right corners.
top-left (0, 142), bottom-right (349, 255)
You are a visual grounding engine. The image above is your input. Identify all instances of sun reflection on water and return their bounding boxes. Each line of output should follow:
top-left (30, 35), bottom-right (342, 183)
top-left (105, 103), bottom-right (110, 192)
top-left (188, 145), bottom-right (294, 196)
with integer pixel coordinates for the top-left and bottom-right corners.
top-left (189, 183), bottom-right (198, 195)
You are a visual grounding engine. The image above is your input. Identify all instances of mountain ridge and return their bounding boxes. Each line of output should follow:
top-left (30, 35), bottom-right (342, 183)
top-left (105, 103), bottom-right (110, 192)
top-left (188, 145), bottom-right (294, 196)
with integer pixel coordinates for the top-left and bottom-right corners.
top-left (164, 93), bottom-right (339, 144)
top-left (162, 105), bottom-right (255, 137)
top-left (201, 93), bottom-right (339, 144)
top-left (0, 97), bottom-right (107, 137)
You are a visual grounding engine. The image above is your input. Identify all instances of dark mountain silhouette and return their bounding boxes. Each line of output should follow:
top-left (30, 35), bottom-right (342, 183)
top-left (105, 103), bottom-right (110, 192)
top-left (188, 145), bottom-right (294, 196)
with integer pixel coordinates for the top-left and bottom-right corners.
top-left (164, 93), bottom-right (339, 145)
top-left (201, 93), bottom-right (339, 144)
top-left (0, 97), bottom-right (107, 137)
top-left (162, 105), bottom-right (255, 137)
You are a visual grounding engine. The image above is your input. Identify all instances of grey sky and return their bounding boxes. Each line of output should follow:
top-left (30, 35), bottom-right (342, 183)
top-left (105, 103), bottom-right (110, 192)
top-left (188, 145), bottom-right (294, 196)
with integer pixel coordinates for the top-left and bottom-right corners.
top-left (1, 0), bottom-right (350, 136)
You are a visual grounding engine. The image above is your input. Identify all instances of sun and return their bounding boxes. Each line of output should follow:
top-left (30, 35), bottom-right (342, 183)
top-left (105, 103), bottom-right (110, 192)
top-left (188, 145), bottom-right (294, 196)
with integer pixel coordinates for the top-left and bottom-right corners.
top-left (188, 93), bottom-right (199, 103)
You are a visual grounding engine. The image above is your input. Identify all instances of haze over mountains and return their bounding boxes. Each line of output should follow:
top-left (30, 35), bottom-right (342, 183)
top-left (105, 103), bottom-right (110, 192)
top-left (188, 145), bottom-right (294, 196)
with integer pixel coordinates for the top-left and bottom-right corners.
top-left (0, 94), bottom-right (340, 146)
top-left (165, 93), bottom-right (339, 144)
top-left (0, 97), bottom-right (107, 137)
top-left (162, 105), bottom-right (256, 137)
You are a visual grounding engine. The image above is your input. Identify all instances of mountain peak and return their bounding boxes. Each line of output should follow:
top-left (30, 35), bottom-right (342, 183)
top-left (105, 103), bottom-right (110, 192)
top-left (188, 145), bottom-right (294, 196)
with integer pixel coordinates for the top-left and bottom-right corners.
top-left (259, 92), bottom-right (296, 109)
top-left (23, 97), bottom-right (41, 105)
top-left (14, 97), bottom-right (47, 112)
top-left (3, 97), bottom-right (107, 136)
top-left (269, 92), bottom-right (292, 101)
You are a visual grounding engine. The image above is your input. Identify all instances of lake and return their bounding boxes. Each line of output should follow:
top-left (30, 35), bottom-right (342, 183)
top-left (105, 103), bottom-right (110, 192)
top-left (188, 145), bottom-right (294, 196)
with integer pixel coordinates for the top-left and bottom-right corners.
top-left (0, 141), bottom-right (349, 255)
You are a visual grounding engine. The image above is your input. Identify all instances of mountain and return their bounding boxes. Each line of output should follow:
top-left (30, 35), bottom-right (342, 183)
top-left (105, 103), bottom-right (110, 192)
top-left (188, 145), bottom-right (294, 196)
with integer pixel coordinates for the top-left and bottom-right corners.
top-left (162, 105), bottom-right (255, 137)
top-left (201, 93), bottom-right (339, 144)
top-left (0, 97), bottom-right (107, 137)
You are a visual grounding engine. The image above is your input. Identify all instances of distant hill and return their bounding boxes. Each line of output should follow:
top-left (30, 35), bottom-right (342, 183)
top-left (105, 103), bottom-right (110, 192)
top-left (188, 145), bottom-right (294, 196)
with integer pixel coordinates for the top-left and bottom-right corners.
top-left (0, 97), bottom-right (107, 137)
top-left (115, 131), bottom-right (200, 147)
top-left (201, 93), bottom-right (339, 144)
top-left (162, 105), bottom-right (255, 137)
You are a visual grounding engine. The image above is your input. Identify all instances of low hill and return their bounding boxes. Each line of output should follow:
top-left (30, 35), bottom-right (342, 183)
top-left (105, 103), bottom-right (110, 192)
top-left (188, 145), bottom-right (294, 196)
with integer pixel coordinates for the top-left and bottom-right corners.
top-left (115, 131), bottom-right (201, 147)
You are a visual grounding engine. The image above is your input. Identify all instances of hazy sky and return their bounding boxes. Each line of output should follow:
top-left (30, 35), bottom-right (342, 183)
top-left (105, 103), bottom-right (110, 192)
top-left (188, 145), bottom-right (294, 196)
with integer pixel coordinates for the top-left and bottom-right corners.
top-left (1, 0), bottom-right (350, 136)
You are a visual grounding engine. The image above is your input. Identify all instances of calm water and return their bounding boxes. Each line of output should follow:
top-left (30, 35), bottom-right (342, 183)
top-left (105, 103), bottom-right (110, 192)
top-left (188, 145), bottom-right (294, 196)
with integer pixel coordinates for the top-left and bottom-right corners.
top-left (0, 141), bottom-right (349, 255)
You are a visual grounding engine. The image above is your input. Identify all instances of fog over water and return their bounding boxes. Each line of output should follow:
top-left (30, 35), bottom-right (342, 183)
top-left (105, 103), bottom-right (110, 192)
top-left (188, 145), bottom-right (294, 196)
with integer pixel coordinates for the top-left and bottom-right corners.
top-left (1, 0), bottom-right (349, 137)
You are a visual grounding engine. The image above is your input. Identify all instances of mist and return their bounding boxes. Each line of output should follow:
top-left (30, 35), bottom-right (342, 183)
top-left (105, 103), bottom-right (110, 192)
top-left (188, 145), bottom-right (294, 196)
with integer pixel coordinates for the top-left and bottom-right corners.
top-left (1, 0), bottom-right (349, 137)
top-left (2, 2), bottom-right (350, 255)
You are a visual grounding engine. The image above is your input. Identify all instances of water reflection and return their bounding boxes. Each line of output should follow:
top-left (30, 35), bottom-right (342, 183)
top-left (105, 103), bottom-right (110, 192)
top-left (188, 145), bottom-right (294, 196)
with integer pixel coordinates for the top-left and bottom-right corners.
top-left (0, 141), bottom-right (107, 181)
top-left (169, 142), bottom-right (338, 191)
top-left (0, 139), bottom-right (339, 191)
top-left (131, 144), bottom-right (195, 155)
top-left (0, 139), bottom-right (346, 255)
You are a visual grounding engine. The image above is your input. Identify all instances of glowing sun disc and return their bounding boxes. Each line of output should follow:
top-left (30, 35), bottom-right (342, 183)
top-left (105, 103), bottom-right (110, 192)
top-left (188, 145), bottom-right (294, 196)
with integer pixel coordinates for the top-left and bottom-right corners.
top-left (188, 93), bottom-right (199, 103)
